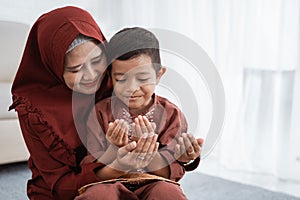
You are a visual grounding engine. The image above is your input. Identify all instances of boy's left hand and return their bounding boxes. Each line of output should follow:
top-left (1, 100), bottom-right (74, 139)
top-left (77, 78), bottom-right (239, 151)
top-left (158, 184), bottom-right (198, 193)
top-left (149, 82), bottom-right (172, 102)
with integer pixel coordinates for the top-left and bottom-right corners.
top-left (175, 133), bottom-right (204, 163)
top-left (130, 115), bottom-right (156, 142)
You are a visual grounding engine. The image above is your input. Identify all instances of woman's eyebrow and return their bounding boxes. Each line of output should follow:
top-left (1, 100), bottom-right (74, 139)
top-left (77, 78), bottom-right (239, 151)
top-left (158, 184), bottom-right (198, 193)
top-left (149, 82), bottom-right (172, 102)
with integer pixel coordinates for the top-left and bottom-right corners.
top-left (91, 52), bottom-right (103, 61)
top-left (65, 52), bottom-right (103, 70)
top-left (113, 72), bottom-right (125, 76)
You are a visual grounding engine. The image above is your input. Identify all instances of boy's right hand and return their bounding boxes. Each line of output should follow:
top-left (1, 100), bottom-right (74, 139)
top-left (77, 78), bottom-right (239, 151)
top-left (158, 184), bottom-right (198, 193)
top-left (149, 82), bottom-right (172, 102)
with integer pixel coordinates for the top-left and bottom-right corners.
top-left (106, 119), bottom-right (129, 147)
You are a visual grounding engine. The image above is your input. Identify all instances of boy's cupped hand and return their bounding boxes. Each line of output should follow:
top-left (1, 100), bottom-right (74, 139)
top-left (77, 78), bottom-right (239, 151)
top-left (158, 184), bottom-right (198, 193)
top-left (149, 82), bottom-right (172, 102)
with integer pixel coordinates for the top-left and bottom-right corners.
top-left (130, 115), bottom-right (156, 142)
top-left (175, 133), bottom-right (204, 163)
top-left (106, 119), bottom-right (129, 147)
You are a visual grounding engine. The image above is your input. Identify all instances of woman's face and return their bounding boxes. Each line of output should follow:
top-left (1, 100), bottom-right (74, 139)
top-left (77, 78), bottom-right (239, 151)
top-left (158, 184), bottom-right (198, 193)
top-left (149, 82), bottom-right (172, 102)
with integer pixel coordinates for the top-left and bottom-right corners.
top-left (63, 41), bottom-right (106, 95)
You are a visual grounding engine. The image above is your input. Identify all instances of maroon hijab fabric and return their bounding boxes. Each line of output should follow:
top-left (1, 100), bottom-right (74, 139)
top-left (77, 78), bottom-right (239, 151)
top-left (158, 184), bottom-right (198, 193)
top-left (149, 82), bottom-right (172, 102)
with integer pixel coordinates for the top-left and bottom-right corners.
top-left (10, 6), bottom-right (111, 149)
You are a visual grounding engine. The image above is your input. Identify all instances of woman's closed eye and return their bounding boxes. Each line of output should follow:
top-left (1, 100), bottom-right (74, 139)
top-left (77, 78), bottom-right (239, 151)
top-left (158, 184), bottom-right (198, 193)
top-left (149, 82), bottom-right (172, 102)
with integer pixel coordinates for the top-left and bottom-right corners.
top-left (65, 66), bottom-right (83, 73)
top-left (115, 78), bottom-right (126, 83)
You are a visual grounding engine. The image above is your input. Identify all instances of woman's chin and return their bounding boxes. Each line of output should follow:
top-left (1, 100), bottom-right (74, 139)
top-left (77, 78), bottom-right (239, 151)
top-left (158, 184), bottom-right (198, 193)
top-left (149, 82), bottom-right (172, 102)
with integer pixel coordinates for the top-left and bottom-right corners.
top-left (73, 86), bottom-right (99, 95)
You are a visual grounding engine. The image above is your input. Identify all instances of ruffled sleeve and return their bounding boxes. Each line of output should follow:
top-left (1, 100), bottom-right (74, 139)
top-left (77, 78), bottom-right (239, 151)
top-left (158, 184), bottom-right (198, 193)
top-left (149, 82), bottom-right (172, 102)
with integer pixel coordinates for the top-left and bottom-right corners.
top-left (15, 100), bottom-right (105, 199)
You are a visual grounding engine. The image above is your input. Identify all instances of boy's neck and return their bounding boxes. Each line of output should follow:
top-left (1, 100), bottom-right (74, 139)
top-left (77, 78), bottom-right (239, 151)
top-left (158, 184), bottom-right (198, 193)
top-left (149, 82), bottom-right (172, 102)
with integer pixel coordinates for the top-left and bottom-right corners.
top-left (128, 97), bottom-right (154, 117)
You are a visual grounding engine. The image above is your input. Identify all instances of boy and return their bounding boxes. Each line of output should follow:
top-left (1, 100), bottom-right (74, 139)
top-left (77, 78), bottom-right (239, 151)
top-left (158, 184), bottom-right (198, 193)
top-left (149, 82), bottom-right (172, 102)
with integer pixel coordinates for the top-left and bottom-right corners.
top-left (82, 27), bottom-right (200, 198)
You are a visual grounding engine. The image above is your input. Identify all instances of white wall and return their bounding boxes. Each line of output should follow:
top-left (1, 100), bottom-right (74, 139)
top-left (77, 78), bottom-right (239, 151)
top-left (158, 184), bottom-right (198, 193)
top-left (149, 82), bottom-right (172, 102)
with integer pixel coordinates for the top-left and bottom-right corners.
top-left (0, 1), bottom-right (106, 30)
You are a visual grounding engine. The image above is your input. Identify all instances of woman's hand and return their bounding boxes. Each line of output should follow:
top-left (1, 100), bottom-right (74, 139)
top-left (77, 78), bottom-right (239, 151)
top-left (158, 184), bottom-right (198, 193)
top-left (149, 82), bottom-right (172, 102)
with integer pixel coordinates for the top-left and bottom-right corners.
top-left (111, 133), bottom-right (159, 172)
top-left (174, 133), bottom-right (204, 163)
top-left (108, 116), bottom-right (160, 173)
top-left (106, 119), bottom-right (129, 147)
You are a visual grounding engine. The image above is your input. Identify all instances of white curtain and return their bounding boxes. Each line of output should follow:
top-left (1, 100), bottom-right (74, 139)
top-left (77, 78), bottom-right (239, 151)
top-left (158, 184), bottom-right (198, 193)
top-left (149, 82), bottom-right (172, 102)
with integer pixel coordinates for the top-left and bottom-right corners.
top-left (96, 0), bottom-right (300, 181)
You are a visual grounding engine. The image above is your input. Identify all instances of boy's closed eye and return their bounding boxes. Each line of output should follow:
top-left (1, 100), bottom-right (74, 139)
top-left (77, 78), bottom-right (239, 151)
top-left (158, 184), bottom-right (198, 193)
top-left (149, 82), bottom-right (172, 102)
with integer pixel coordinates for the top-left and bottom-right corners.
top-left (138, 78), bottom-right (150, 82)
top-left (114, 77), bottom-right (151, 83)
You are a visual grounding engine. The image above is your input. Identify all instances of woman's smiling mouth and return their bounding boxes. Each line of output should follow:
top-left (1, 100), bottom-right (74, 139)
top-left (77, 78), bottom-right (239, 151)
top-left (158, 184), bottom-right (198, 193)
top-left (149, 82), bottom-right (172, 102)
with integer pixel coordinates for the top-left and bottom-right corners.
top-left (81, 79), bottom-right (99, 87)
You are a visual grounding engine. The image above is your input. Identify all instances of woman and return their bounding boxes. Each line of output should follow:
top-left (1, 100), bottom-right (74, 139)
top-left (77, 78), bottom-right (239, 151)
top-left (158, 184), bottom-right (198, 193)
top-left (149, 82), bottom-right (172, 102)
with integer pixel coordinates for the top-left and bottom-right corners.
top-left (9, 6), bottom-right (202, 200)
top-left (9, 6), bottom-right (113, 199)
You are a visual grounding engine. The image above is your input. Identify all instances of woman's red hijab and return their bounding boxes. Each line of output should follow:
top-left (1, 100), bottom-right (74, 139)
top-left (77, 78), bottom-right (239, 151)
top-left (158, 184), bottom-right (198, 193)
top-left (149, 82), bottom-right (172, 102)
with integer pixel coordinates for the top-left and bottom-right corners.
top-left (9, 6), bottom-right (111, 152)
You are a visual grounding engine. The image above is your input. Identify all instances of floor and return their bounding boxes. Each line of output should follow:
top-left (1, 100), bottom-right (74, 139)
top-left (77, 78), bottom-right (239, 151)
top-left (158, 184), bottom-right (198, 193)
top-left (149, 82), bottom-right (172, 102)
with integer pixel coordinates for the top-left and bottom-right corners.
top-left (197, 155), bottom-right (300, 198)
top-left (2, 161), bottom-right (299, 200)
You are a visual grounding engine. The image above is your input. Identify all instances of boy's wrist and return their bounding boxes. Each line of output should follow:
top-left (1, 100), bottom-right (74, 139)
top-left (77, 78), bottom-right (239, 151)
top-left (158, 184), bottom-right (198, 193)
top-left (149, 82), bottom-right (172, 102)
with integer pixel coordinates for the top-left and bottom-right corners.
top-left (177, 157), bottom-right (201, 171)
top-left (177, 159), bottom-right (193, 166)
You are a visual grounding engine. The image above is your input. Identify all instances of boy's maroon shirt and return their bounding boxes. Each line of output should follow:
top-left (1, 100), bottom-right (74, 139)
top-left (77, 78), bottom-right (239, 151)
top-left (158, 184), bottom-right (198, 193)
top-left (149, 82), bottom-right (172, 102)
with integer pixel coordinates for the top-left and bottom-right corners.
top-left (86, 94), bottom-right (188, 181)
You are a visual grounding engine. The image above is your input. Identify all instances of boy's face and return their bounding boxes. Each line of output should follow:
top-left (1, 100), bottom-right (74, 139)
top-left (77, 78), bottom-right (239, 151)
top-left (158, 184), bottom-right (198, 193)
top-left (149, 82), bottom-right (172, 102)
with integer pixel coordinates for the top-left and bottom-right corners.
top-left (111, 54), bottom-right (165, 114)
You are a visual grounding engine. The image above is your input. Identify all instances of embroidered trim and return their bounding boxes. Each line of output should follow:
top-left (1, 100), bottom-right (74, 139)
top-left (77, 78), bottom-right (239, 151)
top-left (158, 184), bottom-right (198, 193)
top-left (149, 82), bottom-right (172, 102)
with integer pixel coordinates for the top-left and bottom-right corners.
top-left (121, 107), bottom-right (155, 140)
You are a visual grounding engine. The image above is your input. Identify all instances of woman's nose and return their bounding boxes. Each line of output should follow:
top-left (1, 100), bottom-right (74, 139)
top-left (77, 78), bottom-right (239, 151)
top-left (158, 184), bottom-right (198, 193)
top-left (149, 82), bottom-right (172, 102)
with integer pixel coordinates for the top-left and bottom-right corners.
top-left (82, 64), bottom-right (98, 81)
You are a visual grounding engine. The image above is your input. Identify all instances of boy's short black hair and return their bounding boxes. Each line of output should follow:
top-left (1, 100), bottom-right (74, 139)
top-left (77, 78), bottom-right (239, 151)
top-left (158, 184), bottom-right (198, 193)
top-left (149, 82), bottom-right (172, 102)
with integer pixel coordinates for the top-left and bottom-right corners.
top-left (107, 27), bottom-right (162, 73)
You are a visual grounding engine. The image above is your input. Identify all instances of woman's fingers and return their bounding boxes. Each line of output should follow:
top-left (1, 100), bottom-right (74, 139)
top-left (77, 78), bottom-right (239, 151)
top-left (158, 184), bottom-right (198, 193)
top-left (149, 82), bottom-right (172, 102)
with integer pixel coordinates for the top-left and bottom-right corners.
top-left (133, 136), bottom-right (145, 155)
top-left (111, 116), bottom-right (158, 170)
top-left (142, 134), bottom-right (158, 158)
top-left (146, 141), bottom-right (159, 163)
top-left (116, 132), bottom-right (160, 171)
top-left (113, 141), bottom-right (138, 171)
top-left (136, 132), bottom-right (157, 153)
top-left (134, 133), bottom-right (158, 168)
top-left (118, 141), bottom-right (137, 158)
top-left (131, 136), bottom-right (146, 168)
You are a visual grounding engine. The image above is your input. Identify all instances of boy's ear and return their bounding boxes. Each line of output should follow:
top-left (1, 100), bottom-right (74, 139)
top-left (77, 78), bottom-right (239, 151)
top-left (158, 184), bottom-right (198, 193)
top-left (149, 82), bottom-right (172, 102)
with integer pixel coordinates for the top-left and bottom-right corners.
top-left (156, 66), bottom-right (166, 84)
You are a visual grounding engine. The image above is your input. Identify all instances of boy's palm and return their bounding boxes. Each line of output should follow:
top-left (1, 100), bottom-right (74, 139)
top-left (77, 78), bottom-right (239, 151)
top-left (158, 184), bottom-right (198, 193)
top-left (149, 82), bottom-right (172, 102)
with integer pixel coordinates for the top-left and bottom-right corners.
top-left (106, 119), bottom-right (129, 147)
